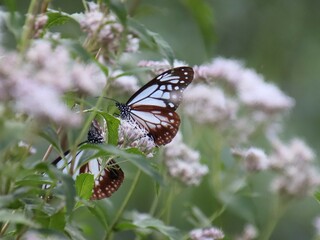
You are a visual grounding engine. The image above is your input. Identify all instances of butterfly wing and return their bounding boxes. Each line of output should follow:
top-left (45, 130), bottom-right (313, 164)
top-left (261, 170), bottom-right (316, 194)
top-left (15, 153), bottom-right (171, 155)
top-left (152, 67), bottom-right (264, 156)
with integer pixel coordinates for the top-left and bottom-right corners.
top-left (80, 159), bottom-right (124, 200)
top-left (129, 106), bottom-right (180, 145)
top-left (127, 67), bottom-right (194, 110)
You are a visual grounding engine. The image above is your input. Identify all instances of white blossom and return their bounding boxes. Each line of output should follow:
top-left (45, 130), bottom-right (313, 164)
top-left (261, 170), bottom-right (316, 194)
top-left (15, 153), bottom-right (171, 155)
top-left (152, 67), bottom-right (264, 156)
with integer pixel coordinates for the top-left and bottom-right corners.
top-left (183, 84), bottom-right (238, 125)
top-left (269, 138), bottom-right (320, 197)
top-left (118, 119), bottom-right (156, 156)
top-left (111, 70), bottom-right (139, 94)
top-left (138, 59), bottom-right (187, 75)
top-left (0, 40), bottom-right (106, 125)
top-left (193, 58), bottom-right (295, 113)
top-left (190, 227), bottom-right (225, 240)
top-left (232, 147), bottom-right (270, 172)
top-left (164, 132), bottom-right (208, 186)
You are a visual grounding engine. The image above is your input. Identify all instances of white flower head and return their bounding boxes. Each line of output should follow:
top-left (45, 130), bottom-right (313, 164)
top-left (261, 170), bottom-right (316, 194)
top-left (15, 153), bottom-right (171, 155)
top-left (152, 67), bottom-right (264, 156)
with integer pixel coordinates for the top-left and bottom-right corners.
top-left (164, 132), bottom-right (208, 186)
top-left (111, 70), bottom-right (139, 95)
top-left (269, 138), bottom-right (320, 197)
top-left (190, 227), bottom-right (225, 240)
top-left (183, 84), bottom-right (238, 125)
top-left (138, 59), bottom-right (187, 75)
top-left (118, 119), bottom-right (156, 156)
top-left (232, 147), bottom-right (270, 172)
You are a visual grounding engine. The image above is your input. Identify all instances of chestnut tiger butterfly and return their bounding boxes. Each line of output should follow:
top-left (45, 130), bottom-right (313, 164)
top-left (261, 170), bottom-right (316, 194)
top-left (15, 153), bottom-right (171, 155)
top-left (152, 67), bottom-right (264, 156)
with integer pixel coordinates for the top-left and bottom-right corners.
top-left (48, 120), bottom-right (124, 200)
top-left (116, 66), bottom-right (194, 145)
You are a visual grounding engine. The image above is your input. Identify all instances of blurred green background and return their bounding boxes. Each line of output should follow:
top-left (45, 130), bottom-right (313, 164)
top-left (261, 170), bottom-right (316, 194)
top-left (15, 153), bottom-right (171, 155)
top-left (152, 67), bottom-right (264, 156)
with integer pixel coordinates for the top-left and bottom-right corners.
top-left (4, 0), bottom-right (320, 239)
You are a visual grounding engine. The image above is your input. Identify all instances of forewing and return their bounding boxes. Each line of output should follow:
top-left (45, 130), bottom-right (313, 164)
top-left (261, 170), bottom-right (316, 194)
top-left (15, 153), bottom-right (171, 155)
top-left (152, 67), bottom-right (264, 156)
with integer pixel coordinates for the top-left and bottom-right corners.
top-left (127, 67), bottom-right (194, 110)
top-left (80, 159), bottom-right (124, 200)
top-left (130, 106), bottom-right (180, 145)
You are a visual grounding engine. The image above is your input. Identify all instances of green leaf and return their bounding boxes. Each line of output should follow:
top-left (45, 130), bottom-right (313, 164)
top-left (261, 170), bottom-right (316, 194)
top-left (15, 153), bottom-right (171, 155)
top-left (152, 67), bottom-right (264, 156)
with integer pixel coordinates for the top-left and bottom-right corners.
top-left (51, 166), bottom-right (76, 216)
top-left (49, 210), bottom-right (66, 231)
top-left (46, 11), bottom-right (74, 28)
top-left (65, 223), bottom-right (88, 240)
top-left (39, 127), bottom-right (61, 154)
top-left (98, 112), bottom-right (120, 145)
top-left (84, 144), bottom-right (164, 185)
top-left (119, 211), bottom-right (181, 240)
top-left (60, 39), bottom-right (93, 62)
top-left (0, 210), bottom-right (39, 227)
top-left (314, 191), bottom-right (320, 203)
top-left (109, 0), bottom-right (128, 25)
top-left (181, 0), bottom-right (216, 55)
top-left (75, 173), bottom-right (94, 200)
top-left (128, 18), bottom-right (175, 65)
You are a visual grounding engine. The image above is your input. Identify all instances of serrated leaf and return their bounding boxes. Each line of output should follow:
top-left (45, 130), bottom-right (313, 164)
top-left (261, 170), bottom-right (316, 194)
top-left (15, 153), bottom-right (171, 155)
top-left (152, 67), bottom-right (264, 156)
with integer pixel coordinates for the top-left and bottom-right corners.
top-left (75, 173), bottom-right (94, 200)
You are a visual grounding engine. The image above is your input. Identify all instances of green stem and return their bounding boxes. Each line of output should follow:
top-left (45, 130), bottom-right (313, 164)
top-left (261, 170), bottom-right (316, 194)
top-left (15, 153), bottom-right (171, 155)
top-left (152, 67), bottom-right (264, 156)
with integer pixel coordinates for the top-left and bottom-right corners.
top-left (105, 170), bottom-right (141, 240)
top-left (19, 0), bottom-right (39, 53)
top-left (259, 196), bottom-right (290, 240)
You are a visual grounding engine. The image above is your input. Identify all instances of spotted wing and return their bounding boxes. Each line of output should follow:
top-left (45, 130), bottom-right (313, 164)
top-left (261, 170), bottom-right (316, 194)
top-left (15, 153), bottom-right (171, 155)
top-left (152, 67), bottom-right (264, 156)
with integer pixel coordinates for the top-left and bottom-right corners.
top-left (80, 159), bottom-right (124, 200)
top-left (129, 105), bottom-right (180, 145)
top-left (127, 67), bottom-right (194, 110)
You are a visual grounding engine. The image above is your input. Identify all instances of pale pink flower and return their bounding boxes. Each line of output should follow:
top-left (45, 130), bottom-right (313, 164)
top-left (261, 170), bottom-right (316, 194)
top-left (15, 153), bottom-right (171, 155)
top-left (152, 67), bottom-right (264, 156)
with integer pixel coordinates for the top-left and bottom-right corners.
top-left (0, 40), bottom-right (106, 125)
top-left (13, 81), bottom-right (81, 125)
top-left (34, 13), bottom-right (48, 38)
top-left (193, 58), bottom-right (295, 113)
top-left (232, 147), bottom-right (269, 172)
top-left (269, 138), bottom-right (320, 197)
top-left (138, 59), bottom-right (187, 75)
top-left (118, 119), bottom-right (156, 156)
top-left (111, 70), bottom-right (139, 94)
top-left (164, 132), bottom-right (208, 186)
top-left (183, 84), bottom-right (238, 125)
top-left (190, 227), bottom-right (225, 240)
top-left (77, 2), bottom-right (139, 54)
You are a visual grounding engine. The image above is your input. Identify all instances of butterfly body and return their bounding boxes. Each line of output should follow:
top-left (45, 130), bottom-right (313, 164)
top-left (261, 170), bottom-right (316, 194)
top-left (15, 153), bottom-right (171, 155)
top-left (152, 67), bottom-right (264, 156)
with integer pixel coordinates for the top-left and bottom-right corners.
top-left (117, 67), bottom-right (194, 145)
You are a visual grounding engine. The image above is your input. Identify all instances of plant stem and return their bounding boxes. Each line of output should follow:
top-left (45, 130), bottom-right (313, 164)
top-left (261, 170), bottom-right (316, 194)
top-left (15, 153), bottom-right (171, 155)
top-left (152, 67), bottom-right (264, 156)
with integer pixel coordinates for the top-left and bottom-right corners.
top-left (19, 0), bottom-right (39, 53)
top-left (105, 170), bottom-right (141, 240)
top-left (259, 196), bottom-right (290, 240)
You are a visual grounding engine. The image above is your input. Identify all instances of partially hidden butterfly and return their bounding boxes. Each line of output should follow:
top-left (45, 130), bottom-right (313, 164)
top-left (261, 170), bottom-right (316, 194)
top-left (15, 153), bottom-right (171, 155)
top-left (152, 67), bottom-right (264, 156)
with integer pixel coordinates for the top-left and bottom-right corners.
top-left (116, 67), bottom-right (194, 146)
top-left (49, 120), bottom-right (124, 200)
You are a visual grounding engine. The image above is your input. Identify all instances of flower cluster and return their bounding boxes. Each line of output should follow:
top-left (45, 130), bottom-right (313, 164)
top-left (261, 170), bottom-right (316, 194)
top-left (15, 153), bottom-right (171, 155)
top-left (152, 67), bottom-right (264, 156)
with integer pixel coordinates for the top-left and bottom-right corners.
top-left (118, 119), bottom-right (156, 157)
top-left (138, 59), bottom-right (187, 75)
top-left (77, 2), bottom-right (139, 56)
top-left (189, 226), bottom-right (225, 240)
top-left (269, 137), bottom-right (320, 197)
top-left (109, 69), bottom-right (139, 95)
top-left (0, 40), bottom-right (106, 125)
top-left (232, 147), bottom-right (270, 172)
top-left (164, 132), bottom-right (208, 186)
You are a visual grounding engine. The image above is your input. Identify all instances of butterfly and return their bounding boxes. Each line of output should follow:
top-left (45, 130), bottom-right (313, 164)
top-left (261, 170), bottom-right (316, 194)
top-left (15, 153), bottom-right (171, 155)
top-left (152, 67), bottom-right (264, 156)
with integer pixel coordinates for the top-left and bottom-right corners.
top-left (48, 120), bottom-right (124, 200)
top-left (116, 67), bottom-right (194, 146)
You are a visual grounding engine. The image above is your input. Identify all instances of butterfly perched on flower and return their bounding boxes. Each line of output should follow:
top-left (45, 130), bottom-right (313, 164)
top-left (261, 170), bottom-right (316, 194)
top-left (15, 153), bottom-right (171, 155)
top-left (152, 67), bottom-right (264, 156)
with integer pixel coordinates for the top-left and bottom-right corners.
top-left (48, 119), bottom-right (124, 200)
top-left (116, 66), bottom-right (194, 146)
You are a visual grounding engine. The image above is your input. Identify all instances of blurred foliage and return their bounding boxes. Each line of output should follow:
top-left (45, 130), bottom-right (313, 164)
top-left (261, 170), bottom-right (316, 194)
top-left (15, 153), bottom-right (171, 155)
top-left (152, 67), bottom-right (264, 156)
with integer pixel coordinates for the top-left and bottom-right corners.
top-left (0, 0), bottom-right (319, 240)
